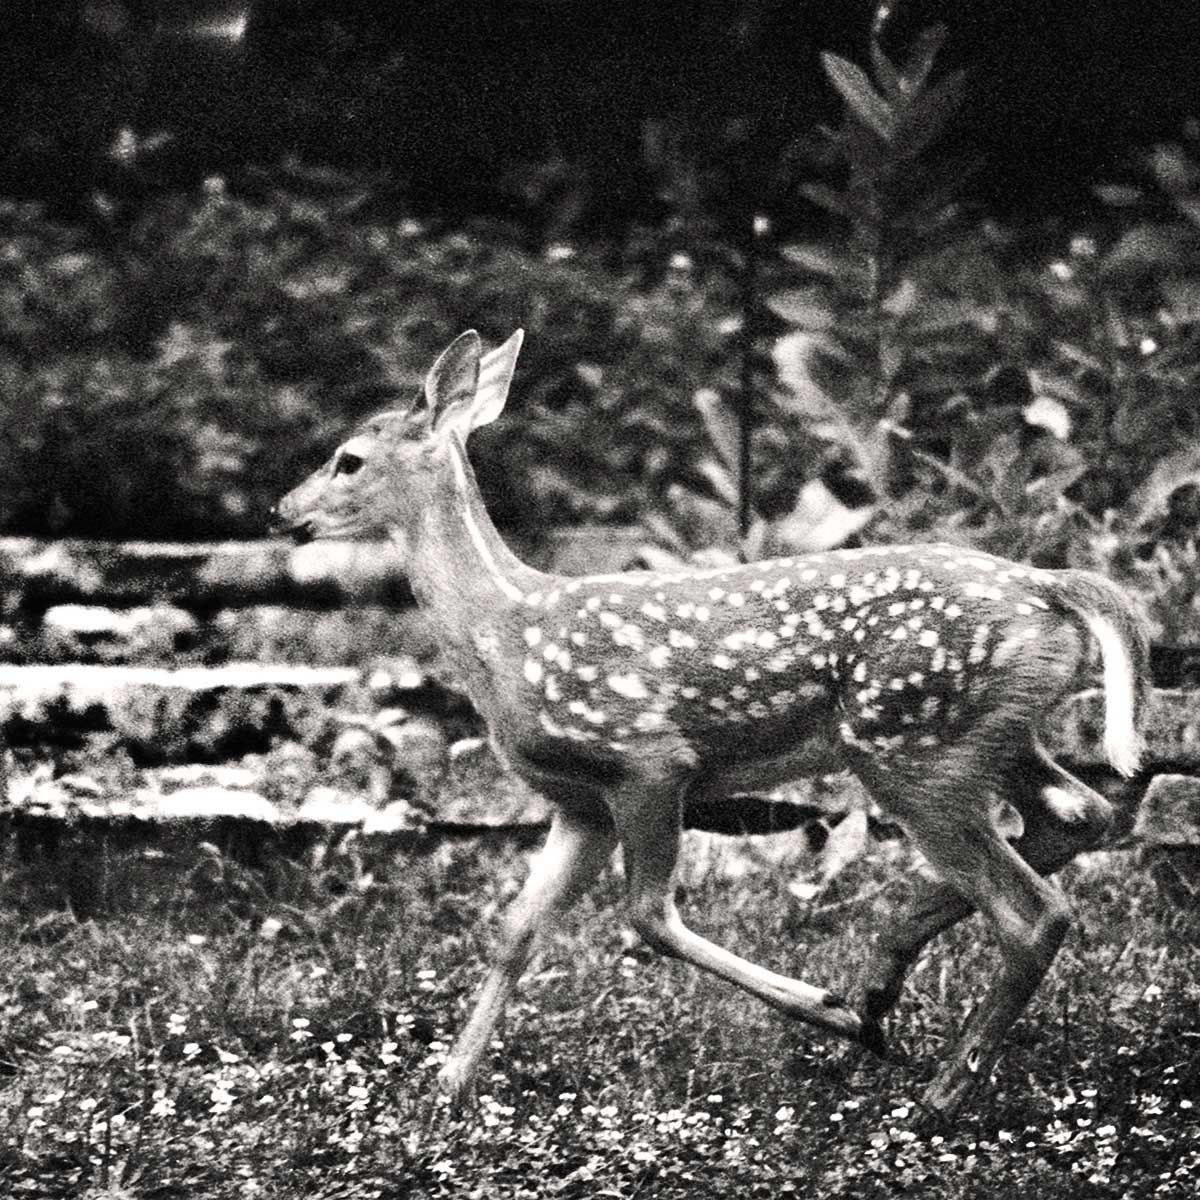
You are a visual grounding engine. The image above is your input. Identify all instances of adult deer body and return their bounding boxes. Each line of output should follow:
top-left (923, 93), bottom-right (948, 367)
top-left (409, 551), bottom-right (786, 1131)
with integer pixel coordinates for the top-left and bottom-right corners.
top-left (274, 330), bottom-right (1149, 1117)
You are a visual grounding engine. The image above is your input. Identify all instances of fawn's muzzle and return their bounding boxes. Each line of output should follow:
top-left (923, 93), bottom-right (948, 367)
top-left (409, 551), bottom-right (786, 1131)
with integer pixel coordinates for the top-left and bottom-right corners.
top-left (269, 506), bottom-right (314, 544)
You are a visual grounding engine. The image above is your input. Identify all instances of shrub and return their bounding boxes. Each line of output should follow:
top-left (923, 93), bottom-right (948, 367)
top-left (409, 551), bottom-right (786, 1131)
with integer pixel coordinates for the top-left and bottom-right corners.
top-left (0, 173), bottom-right (738, 542)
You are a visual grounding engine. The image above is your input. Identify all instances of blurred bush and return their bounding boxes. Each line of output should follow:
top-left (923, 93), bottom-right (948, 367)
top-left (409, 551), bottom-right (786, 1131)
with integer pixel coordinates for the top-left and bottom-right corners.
top-left (755, 25), bottom-right (1200, 639)
top-left (2, 90), bottom-right (1200, 622)
top-left (0, 168), bottom-right (740, 541)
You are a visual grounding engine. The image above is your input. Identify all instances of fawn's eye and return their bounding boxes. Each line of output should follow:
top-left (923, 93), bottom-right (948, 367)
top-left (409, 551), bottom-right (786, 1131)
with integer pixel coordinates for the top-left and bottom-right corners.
top-left (334, 451), bottom-right (364, 477)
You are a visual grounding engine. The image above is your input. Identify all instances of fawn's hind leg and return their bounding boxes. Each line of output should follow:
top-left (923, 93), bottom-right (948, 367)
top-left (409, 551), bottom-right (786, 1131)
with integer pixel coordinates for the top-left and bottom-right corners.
top-left (859, 743), bottom-right (1112, 1035)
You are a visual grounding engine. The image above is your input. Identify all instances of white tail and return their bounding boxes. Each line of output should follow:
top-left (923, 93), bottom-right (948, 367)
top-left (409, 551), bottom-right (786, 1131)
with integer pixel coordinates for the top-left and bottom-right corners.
top-left (273, 330), bottom-right (1151, 1118)
top-left (1086, 613), bottom-right (1142, 777)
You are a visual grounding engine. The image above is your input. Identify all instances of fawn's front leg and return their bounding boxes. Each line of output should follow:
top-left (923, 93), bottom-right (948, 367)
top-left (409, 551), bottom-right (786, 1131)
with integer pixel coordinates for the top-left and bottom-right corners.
top-left (437, 809), bottom-right (616, 1101)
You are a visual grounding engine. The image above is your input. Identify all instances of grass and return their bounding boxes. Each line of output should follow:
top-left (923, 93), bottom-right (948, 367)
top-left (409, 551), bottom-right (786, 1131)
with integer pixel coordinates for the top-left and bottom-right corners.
top-left (1, 822), bottom-right (1198, 1199)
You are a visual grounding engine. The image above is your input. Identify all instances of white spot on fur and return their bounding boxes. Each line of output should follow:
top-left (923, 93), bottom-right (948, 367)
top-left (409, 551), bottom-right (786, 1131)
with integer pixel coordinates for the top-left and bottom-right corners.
top-left (1043, 785), bottom-right (1089, 822)
top-left (568, 699), bottom-right (608, 725)
top-left (634, 711), bottom-right (665, 731)
top-left (607, 672), bottom-right (648, 699)
top-left (647, 645), bottom-right (671, 669)
top-left (613, 623), bottom-right (644, 649)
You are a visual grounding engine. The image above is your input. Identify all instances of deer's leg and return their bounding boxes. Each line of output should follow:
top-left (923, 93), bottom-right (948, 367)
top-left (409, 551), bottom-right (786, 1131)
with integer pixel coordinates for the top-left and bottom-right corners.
top-left (885, 792), bottom-right (1074, 1117)
top-left (860, 884), bottom-right (972, 1034)
top-left (613, 778), bottom-right (869, 1047)
top-left (437, 809), bottom-right (616, 1099)
top-left (859, 744), bottom-right (1112, 1035)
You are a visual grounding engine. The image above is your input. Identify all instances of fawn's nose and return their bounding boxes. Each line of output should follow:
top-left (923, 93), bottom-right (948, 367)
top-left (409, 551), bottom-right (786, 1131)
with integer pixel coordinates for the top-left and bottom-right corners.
top-left (269, 504), bottom-right (314, 544)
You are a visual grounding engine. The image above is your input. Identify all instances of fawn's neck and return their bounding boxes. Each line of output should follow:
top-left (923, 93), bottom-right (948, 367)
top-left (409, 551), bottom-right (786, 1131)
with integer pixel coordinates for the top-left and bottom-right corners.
top-left (396, 436), bottom-right (549, 683)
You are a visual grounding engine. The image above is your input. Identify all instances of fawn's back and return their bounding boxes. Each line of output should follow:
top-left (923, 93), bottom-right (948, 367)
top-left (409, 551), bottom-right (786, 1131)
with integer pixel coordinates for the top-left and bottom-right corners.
top-left (506, 542), bottom-right (1078, 770)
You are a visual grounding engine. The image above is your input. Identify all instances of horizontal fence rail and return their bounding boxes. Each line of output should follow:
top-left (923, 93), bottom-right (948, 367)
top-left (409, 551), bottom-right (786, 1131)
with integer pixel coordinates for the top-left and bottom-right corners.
top-left (1, 538), bottom-right (1198, 892)
top-left (0, 532), bottom-right (648, 611)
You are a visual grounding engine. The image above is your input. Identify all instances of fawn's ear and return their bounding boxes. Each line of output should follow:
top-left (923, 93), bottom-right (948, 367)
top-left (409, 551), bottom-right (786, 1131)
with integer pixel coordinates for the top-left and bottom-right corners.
top-left (424, 331), bottom-right (482, 424)
top-left (429, 330), bottom-right (524, 440)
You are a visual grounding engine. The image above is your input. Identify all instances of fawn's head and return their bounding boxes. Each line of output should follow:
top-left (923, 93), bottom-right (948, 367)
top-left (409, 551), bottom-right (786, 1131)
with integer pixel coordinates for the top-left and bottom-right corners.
top-left (273, 329), bottom-right (523, 543)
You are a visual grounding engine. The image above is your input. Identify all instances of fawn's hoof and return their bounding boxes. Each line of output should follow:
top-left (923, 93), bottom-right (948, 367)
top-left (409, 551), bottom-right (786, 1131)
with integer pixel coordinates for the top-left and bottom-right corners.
top-left (857, 1018), bottom-right (888, 1059)
top-left (434, 1062), bottom-right (476, 1107)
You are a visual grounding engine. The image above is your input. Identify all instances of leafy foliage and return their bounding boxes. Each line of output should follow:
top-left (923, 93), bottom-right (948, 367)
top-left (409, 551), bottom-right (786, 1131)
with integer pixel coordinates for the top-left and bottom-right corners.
top-left (1, 14), bottom-right (1200, 633)
top-left (767, 23), bottom-right (975, 498)
top-left (0, 173), bottom-right (737, 541)
top-left (761, 15), bottom-right (1200, 635)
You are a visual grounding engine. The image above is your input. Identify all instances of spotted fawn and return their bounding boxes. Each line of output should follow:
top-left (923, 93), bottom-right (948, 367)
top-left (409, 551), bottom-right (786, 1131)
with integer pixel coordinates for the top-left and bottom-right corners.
top-left (274, 329), bottom-right (1150, 1117)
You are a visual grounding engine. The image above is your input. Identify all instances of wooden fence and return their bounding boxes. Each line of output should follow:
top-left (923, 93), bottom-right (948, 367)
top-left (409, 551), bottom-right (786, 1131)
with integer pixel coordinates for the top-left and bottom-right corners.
top-left (2, 536), bottom-right (1198, 903)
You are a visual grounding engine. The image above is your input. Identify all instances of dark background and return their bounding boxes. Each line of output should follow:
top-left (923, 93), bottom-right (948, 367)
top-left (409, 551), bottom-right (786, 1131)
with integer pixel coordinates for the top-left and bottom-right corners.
top-left (4, 0), bottom-right (1200, 555)
top-left (3, 1), bottom-right (1198, 231)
